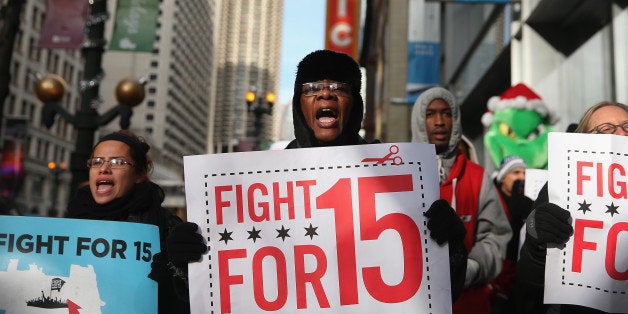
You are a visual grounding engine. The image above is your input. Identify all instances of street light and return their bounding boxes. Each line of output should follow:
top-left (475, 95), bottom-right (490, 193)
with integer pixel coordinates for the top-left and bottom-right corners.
top-left (46, 161), bottom-right (67, 217)
top-left (245, 90), bottom-right (275, 150)
top-left (35, 74), bottom-right (146, 197)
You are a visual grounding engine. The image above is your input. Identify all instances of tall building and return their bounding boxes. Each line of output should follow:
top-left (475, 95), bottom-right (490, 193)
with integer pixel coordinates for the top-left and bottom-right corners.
top-left (210, 0), bottom-right (283, 153)
top-left (3, 0), bottom-right (79, 215)
top-left (101, 0), bottom-right (219, 212)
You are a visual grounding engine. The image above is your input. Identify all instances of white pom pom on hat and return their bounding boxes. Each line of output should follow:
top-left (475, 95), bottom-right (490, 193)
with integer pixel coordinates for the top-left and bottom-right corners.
top-left (481, 83), bottom-right (558, 127)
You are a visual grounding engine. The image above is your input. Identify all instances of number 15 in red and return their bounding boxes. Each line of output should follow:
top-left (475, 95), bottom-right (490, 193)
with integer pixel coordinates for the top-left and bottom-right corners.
top-left (317, 174), bottom-right (423, 305)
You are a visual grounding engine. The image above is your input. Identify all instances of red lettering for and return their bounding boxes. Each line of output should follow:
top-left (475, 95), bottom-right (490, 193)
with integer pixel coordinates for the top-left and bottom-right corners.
top-left (606, 222), bottom-right (628, 280)
top-left (359, 175), bottom-right (422, 303)
top-left (572, 219), bottom-right (603, 273)
top-left (294, 245), bottom-right (330, 309)
top-left (218, 249), bottom-right (247, 314)
top-left (253, 247), bottom-right (288, 311)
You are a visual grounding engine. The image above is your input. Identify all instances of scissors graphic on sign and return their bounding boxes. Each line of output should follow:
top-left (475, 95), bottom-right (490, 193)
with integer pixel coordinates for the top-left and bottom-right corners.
top-left (361, 145), bottom-right (403, 165)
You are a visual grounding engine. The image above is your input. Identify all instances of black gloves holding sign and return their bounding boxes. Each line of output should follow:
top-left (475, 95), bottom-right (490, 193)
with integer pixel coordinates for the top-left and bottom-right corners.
top-left (424, 199), bottom-right (467, 302)
top-left (167, 222), bottom-right (207, 267)
top-left (149, 222), bottom-right (206, 284)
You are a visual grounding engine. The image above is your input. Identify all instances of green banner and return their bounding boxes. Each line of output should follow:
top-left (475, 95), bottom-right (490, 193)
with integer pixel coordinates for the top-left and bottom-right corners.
top-left (109, 0), bottom-right (159, 52)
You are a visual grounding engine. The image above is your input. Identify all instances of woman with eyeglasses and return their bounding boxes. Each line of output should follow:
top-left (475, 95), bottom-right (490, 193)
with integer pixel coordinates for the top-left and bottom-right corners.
top-left (515, 101), bottom-right (627, 314)
top-left (66, 130), bottom-right (206, 313)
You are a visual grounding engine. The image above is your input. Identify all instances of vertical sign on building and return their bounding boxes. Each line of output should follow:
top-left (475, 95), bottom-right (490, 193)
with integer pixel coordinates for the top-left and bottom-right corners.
top-left (38, 0), bottom-right (89, 49)
top-left (325, 0), bottom-right (360, 60)
top-left (109, 0), bottom-right (160, 52)
top-left (406, 0), bottom-right (440, 103)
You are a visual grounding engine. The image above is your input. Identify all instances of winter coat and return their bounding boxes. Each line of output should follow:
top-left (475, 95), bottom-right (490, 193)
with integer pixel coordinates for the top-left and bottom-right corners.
top-left (411, 87), bottom-right (512, 314)
top-left (67, 181), bottom-right (190, 313)
top-left (515, 183), bottom-right (609, 314)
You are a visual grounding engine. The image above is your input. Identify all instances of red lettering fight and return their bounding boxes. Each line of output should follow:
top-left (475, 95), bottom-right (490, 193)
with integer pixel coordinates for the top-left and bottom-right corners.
top-left (216, 175), bottom-right (423, 313)
top-left (576, 161), bottom-right (627, 199)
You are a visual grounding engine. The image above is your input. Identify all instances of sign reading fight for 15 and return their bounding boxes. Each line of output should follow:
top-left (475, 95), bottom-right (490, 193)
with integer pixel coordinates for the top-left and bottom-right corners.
top-left (184, 143), bottom-right (451, 314)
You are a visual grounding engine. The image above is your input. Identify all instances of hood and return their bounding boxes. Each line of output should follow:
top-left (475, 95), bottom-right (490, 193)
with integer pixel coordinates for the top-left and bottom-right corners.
top-left (290, 50), bottom-right (364, 148)
top-left (411, 86), bottom-right (461, 159)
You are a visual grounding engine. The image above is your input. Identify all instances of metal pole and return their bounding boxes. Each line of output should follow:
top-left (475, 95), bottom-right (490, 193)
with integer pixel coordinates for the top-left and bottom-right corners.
top-left (70, 0), bottom-right (107, 196)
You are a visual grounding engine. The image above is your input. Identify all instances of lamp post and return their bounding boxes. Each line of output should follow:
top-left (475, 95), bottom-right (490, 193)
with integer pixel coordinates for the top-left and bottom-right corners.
top-left (245, 90), bottom-right (275, 151)
top-left (35, 74), bottom-right (146, 197)
top-left (46, 161), bottom-right (67, 217)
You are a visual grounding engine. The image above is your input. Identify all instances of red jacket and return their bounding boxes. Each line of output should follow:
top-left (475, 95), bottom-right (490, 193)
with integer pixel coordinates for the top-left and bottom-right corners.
top-left (440, 153), bottom-right (495, 314)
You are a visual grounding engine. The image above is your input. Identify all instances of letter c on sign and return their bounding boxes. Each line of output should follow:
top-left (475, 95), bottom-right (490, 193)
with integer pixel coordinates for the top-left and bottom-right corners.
top-left (331, 22), bottom-right (352, 48)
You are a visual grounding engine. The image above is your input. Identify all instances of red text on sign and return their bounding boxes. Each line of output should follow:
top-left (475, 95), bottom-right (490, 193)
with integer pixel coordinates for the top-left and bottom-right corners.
top-left (214, 180), bottom-right (317, 225)
top-left (572, 219), bottom-right (628, 280)
top-left (576, 161), bottom-right (627, 199)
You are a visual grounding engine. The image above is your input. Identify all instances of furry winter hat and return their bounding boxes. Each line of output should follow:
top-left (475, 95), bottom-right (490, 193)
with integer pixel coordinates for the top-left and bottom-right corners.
top-left (291, 50), bottom-right (364, 147)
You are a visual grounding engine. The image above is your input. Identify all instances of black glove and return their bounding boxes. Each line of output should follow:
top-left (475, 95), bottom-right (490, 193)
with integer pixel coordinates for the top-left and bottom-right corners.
top-left (424, 199), bottom-right (466, 245)
top-left (166, 222), bottom-right (207, 267)
top-left (512, 179), bottom-right (525, 196)
top-left (424, 199), bottom-right (467, 302)
top-left (526, 202), bottom-right (573, 245)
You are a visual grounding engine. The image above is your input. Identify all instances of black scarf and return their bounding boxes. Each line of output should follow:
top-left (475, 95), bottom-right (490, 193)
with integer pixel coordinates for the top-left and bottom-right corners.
top-left (67, 181), bottom-right (164, 224)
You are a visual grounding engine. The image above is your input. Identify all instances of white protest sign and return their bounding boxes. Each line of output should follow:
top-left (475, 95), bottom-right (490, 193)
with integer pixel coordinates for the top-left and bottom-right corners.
top-left (545, 133), bottom-right (628, 312)
top-left (184, 143), bottom-right (451, 314)
top-left (524, 168), bottom-right (548, 201)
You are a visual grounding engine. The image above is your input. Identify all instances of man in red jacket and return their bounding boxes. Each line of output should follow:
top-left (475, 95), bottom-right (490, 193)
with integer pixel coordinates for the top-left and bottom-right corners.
top-left (411, 87), bottom-right (512, 314)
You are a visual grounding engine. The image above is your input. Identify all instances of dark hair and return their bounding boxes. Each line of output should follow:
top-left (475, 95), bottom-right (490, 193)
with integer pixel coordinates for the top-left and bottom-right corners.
top-left (94, 130), bottom-right (153, 176)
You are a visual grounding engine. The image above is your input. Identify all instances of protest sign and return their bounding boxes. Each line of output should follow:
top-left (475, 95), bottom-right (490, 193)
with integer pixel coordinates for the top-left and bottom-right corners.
top-left (524, 168), bottom-right (548, 201)
top-left (184, 143), bottom-right (451, 313)
top-left (0, 216), bottom-right (159, 313)
top-left (545, 133), bottom-right (628, 312)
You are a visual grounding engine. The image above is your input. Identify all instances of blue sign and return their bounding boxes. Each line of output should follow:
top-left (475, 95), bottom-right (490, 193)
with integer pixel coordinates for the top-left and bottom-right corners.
top-left (407, 41), bottom-right (440, 104)
top-left (0, 216), bottom-right (159, 313)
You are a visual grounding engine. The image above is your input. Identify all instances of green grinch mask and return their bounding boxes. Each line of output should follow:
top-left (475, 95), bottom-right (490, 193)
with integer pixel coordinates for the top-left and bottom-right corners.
top-left (484, 107), bottom-right (554, 169)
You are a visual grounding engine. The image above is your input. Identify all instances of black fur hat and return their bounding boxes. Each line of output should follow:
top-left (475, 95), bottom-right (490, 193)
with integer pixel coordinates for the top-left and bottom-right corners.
top-left (291, 50), bottom-right (364, 147)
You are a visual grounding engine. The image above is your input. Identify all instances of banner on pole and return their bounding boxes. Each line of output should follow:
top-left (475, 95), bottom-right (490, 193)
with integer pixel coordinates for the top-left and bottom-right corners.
top-left (406, 0), bottom-right (441, 104)
top-left (184, 143), bottom-right (452, 313)
top-left (325, 0), bottom-right (360, 60)
top-left (109, 0), bottom-right (160, 52)
top-left (38, 0), bottom-right (88, 49)
top-left (545, 133), bottom-right (628, 313)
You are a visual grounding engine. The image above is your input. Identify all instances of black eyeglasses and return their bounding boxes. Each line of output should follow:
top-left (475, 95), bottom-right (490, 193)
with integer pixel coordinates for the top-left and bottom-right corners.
top-left (587, 121), bottom-right (628, 134)
top-left (301, 82), bottom-right (352, 97)
top-left (87, 157), bottom-right (134, 169)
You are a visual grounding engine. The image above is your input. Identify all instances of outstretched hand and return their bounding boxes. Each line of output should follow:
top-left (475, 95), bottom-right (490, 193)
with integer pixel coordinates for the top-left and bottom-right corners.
top-left (526, 202), bottom-right (573, 245)
top-left (166, 222), bottom-right (207, 267)
top-left (424, 199), bottom-right (466, 245)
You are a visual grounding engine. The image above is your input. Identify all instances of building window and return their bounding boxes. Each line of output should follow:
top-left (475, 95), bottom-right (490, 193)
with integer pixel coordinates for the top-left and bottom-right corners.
top-left (146, 114), bottom-right (154, 121)
top-left (150, 61), bottom-right (158, 67)
top-left (147, 100), bottom-right (155, 108)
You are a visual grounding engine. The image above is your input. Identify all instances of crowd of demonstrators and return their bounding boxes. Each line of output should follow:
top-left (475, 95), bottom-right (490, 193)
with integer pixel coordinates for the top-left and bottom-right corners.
top-left (5, 48), bottom-right (625, 312)
top-left (411, 87), bottom-right (512, 314)
top-left (515, 101), bottom-right (628, 314)
top-left (490, 155), bottom-right (534, 313)
top-left (65, 130), bottom-right (206, 313)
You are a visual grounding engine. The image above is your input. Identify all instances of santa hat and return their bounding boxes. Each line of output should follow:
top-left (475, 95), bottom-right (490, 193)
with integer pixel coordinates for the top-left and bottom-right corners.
top-left (481, 83), bottom-right (558, 127)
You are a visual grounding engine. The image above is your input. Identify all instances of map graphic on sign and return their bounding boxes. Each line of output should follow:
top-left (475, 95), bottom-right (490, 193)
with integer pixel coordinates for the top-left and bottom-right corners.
top-left (0, 259), bottom-right (103, 313)
top-left (184, 143), bottom-right (452, 314)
